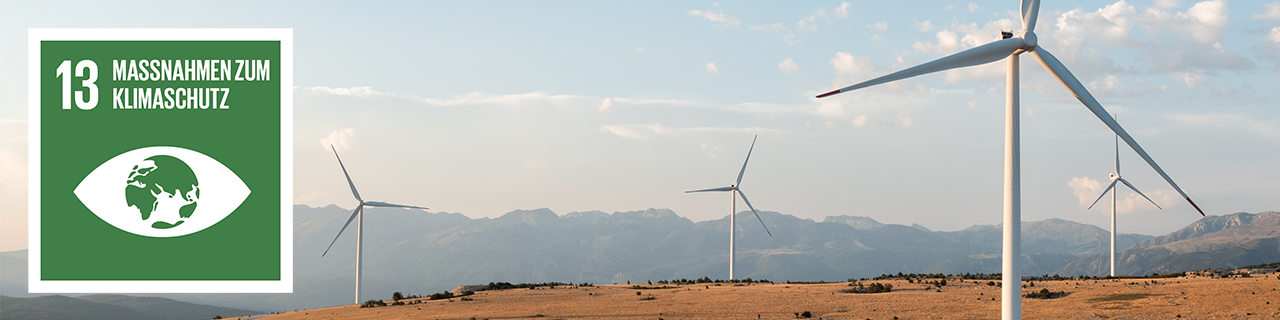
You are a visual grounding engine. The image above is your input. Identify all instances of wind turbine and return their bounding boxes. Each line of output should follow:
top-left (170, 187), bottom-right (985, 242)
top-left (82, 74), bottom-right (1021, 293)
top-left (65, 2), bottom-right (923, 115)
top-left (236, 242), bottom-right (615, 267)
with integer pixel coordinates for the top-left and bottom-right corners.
top-left (322, 144), bottom-right (429, 304)
top-left (685, 135), bottom-right (773, 280)
top-left (815, 1), bottom-right (1203, 318)
top-left (1087, 132), bottom-right (1162, 277)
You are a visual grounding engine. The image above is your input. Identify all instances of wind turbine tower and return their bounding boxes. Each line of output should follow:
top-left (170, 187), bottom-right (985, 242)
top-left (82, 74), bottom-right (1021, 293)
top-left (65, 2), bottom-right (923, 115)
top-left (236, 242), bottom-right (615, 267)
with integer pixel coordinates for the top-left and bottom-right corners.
top-left (686, 135), bottom-right (773, 280)
top-left (815, 1), bottom-right (1203, 318)
top-left (322, 145), bottom-right (430, 304)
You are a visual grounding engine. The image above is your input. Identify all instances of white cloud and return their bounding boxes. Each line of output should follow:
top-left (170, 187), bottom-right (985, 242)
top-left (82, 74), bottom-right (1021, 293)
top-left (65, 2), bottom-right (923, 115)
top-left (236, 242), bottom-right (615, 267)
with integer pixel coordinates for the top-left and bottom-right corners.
top-left (824, 120), bottom-right (835, 128)
top-left (967, 2), bottom-right (980, 12)
top-left (778, 58), bottom-right (800, 72)
top-left (706, 62), bottom-right (719, 73)
top-left (600, 123), bottom-right (783, 141)
top-left (1088, 75), bottom-right (1135, 97)
top-left (598, 98), bottom-right (614, 112)
top-left (1045, 0), bottom-right (1249, 74)
top-left (899, 110), bottom-right (913, 127)
top-left (916, 20), bottom-right (936, 32)
top-left (750, 23), bottom-right (787, 31)
top-left (830, 52), bottom-right (882, 74)
top-left (1178, 0), bottom-right (1231, 43)
top-left (1269, 27), bottom-right (1280, 44)
top-left (688, 9), bottom-right (741, 26)
top-left (967, 100), bottom-right (980, 110)
top-left (1053, 0), bottom-right (1231, 45)
top-left (1252, 2), bottom-right (1280, 20)
top-left (634, 47), bottom-right (645, 53)
top-left (1118, 189), bottom-right (1180, 214)
top-left (796, 15), bottom-right (817, 31)
top-left (321, 128), bottom-right (356, 151)
top-left (869, 22), bottom-right (888, 31)
top-left (1068, 177), bottom-right (1103, 207)
top-left (835, 2), bottom-right (851, 18)
top-left (303, 86), bottom-right (388, 97)
top-left (784, 34), bottom-right (798, 45)
top-left (851, 115), bottom-right (868, 127)
top-left (1155, 0), bottom-right (1181, 9)
top-left (1173, 72), bottom-right (1204, 87)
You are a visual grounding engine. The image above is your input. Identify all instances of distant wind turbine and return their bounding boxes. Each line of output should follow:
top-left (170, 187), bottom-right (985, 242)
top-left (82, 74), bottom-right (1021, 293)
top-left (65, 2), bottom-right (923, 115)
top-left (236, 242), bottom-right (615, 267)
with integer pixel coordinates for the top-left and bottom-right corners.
top-left (685, 135), bottom-right (772, 280)
top-left (1087, 132), bottom-right (1162, 277)
top-left (322, 145), bottom-right (429, 304)
top-left (815, 1), bottom-right (1202, 318)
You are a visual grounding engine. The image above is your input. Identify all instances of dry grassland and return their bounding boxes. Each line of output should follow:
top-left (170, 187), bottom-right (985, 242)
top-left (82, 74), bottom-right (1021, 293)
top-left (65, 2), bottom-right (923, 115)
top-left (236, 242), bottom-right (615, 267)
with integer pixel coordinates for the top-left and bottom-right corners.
top-left (258, 274), bottom-right (1280, 319)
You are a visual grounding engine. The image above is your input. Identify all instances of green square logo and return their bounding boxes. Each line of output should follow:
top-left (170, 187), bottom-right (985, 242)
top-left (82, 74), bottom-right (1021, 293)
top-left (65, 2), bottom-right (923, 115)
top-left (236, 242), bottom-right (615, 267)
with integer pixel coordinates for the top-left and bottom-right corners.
top-left (28, 29), bottom-right (292, 293)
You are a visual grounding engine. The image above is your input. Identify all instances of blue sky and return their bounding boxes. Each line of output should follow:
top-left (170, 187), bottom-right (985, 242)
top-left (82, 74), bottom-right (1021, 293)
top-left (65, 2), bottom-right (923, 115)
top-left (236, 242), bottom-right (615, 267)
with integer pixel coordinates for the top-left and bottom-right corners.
top-left (3, 0), bottom-right (1278, 251)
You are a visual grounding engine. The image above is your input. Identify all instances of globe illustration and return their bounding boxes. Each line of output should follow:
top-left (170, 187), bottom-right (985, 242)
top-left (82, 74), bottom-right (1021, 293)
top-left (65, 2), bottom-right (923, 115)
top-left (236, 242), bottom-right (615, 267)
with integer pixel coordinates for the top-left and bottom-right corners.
top-left (125, 155), bottom-right (200, 229)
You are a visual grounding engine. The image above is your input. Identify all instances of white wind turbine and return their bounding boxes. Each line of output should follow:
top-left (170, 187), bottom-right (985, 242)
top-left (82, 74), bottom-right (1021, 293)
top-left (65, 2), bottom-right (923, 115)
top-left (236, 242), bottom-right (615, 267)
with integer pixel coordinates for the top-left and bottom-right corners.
top-left (1087, 132), bottom-right (1162, 277)
top-left (815, 1), bottom-right (1203, 318)
top-left (322, 145), bottom-right (429, 304)
top-left (685, 135), bottom-right (773, 280)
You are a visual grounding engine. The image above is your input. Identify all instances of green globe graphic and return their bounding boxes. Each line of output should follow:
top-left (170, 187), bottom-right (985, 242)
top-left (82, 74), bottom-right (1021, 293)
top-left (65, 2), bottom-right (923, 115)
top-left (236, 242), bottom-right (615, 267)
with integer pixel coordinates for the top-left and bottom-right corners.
top-left (125, 155), bottom-right (200, 229)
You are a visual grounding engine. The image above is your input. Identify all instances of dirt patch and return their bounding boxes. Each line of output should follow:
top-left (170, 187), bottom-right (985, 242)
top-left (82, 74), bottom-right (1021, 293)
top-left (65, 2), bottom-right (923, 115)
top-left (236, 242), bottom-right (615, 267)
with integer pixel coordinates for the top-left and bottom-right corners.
top-left (1089, 293), bottom-right (1158, 302)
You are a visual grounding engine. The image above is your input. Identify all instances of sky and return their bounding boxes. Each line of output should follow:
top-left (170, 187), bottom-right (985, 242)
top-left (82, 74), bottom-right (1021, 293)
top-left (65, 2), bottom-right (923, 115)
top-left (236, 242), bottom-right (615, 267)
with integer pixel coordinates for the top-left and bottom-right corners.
top-left (2, 0), bottom-right (1278, 252)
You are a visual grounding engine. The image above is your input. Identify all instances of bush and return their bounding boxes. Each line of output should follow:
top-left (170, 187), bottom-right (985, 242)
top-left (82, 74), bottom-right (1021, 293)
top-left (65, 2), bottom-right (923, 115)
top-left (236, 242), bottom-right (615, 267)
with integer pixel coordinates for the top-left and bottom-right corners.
top-left (846, 282), bottom-right (892, 294)
top-left (361, 299), bottom-right (387, 308)
top-left (392, 292), bottom-right (404, 301)
top-left (800, 311), bottom-right (812, 318)
top-left (1024, 288), bottom-right (1068, 299)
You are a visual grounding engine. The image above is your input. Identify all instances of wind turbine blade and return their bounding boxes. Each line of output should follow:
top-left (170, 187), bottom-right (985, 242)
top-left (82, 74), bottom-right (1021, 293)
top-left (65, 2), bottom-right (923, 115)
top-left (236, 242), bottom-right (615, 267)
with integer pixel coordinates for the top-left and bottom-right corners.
top-left (363, 201), bottom-right (428, 210)
top-left (1021, 0), bottom-right (1041, 32)
top-left (322, 204), bottom-right (363, 257)
top-left (817, 38), bottom-right (1024, 98)
top-left (1119, 178), bottom-right (1163, 210)
top-left (1029, 47), bottom-right (1204, 216)
top-left (1115, 134), bottom-right (1121, 176)
top-left (736, 135), bottom-right (757, 187)
top-left (330, 144), bottom-right (362, 202)
top-left (1087, 180), bottom-right (1118, 210)
top-left (686, 186), bottom-right (735, 193)
top-left (735, 189), bottom-right (772, 237)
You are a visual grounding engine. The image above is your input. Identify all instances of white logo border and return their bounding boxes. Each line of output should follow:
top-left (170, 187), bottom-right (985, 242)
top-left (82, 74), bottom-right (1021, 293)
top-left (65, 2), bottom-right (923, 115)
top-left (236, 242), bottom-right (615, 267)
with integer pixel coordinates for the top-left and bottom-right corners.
top-left (28, 28), bottom-right (293, 293)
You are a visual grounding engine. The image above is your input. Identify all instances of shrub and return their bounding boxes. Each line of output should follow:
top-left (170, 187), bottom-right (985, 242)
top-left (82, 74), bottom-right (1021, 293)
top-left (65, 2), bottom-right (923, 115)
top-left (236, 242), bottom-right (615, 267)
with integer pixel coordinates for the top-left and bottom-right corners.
top-left (361, 299), bottom-right (387, 308)
top-left (800, 311), bottom-right (812, 318)
top-left (392, 292), bottom-right (404, 301)
top-left (846, 282), bottom-right (892, 294)
top-left (1024, 288), bottom-right (1068, 299)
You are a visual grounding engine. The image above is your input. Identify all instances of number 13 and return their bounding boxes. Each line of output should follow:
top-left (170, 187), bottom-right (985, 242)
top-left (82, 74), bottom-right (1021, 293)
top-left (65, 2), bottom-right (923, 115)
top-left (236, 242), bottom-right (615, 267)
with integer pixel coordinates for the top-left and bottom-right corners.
top-left (55, 60), bottom-right (98, 110)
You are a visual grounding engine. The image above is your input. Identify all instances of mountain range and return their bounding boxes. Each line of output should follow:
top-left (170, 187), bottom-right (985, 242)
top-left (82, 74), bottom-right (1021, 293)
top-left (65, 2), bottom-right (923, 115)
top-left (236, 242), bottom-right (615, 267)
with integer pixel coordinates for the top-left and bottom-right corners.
top-left (1, 205), bottom-right (1275, 313)
top-left (0, 294), bottom-right (258, 320)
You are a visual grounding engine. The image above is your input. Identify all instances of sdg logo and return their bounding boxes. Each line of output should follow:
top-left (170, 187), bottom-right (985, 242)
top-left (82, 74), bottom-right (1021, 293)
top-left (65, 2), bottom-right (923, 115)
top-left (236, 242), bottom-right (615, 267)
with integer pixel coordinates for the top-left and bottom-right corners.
top-left (29, 29), bottom-right (292, 293)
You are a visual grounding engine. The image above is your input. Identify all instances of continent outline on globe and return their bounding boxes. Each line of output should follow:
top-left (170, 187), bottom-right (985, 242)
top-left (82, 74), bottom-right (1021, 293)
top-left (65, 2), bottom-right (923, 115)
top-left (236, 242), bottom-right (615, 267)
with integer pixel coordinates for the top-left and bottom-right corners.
top-left (125, 155), bottom-right (201, 229)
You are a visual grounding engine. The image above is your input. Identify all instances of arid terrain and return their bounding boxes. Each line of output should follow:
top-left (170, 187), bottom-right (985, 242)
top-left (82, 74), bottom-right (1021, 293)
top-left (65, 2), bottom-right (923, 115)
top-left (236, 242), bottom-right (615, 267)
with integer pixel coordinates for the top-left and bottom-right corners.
top-left (256, 272), bottom-right (1280, 320)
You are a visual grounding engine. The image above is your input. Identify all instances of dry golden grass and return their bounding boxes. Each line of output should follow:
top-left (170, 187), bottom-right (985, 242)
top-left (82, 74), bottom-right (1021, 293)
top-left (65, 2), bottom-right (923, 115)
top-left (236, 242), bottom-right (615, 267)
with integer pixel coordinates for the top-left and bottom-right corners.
top-left (256, 274), bottom-right (1280, 319)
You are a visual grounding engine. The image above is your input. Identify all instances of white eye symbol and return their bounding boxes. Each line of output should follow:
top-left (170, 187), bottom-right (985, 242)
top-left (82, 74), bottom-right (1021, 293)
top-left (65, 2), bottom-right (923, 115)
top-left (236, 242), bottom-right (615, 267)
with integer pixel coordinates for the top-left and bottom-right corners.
top-left (74, 146), bottom-right (251, 238)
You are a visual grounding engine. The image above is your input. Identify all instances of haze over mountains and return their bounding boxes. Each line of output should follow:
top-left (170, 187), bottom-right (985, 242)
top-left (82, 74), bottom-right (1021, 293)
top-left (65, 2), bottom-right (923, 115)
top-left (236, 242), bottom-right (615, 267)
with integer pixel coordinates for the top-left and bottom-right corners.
top-left (1, 205), bottom-right (1276, 313)
top-left (0, 294), bottom-right (257, 320)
